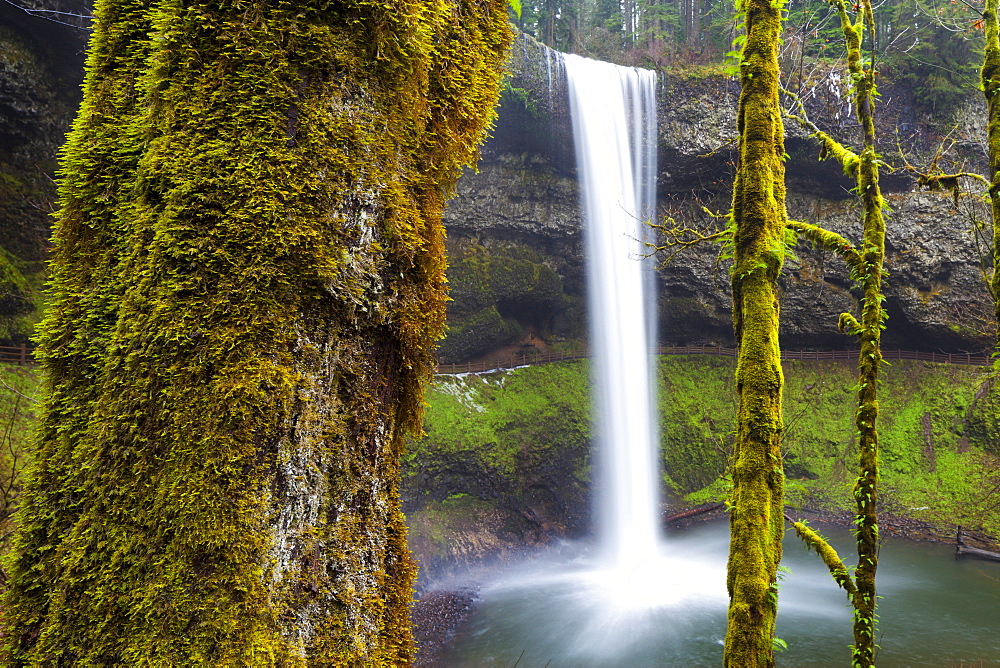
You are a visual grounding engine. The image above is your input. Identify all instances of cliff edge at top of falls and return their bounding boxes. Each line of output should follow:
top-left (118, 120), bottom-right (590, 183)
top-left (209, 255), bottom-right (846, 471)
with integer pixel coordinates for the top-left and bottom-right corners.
top-left (438, 33), bottom-right (995, 363)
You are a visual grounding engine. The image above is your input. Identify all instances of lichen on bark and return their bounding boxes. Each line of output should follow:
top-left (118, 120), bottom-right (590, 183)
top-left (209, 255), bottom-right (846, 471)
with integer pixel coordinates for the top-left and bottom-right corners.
top-left (3, 0), bottom-right (511, 663)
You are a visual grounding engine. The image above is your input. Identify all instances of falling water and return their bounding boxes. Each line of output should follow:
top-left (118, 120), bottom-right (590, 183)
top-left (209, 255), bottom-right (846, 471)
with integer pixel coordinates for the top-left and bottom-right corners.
top-left (440, 49), bottom-right (1000, 666)
top-left (441, 53), bottom-right (728, 665)
top-left (545, 48), bottom-right (553, 107)
top-left (564, 54), bottom-right (660, 573)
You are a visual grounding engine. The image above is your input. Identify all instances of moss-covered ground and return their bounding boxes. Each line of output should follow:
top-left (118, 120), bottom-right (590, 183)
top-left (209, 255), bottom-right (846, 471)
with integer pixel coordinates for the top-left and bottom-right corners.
top-left (409, 355), bottom-right (1000, 540)
top-left (407, 361), bottom-right (591, 484)
top-left (3, 357), bottom-right (997, 582)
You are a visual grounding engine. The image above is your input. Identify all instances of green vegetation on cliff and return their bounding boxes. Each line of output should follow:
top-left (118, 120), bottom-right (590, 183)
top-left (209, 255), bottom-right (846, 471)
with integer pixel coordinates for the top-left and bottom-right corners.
top-left (409, 357), bottom-right (999, 545)
top-left (409, 361), bottom-right (591, 485)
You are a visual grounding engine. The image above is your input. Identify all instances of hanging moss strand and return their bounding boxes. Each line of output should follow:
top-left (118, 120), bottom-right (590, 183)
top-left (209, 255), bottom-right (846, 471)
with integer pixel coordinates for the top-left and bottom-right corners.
top-left (3, 1), bottom-right (511, 664)
top-left (723, 0), bottom-right (788, 664)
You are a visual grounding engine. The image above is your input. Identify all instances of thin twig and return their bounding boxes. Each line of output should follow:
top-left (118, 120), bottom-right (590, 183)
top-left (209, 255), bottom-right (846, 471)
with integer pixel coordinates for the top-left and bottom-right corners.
top-left (0, 0), bottom-right (92, 30)
top-left (0, 377), bottom-right (38, 403)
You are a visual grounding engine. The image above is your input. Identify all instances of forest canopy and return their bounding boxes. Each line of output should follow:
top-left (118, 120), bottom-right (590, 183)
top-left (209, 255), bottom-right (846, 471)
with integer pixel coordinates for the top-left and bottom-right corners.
top-left (514, 0), bottom-right (982, 116)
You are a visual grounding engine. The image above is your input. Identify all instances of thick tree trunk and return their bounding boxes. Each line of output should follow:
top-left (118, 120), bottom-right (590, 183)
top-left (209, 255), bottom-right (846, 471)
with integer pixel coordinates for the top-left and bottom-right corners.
top-left (3, 1), bottom-right (510, 663)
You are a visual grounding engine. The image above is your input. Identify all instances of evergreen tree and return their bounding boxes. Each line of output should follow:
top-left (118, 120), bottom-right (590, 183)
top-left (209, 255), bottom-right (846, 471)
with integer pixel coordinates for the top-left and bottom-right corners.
top-left (2, 0), bottom-right (510, 663)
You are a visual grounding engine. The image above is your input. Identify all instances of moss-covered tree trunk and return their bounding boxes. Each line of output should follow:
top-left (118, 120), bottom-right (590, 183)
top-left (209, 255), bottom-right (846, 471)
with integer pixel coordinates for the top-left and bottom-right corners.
top-left (723, 0), bottom-right (788, 664)
top-left (985, 0), bottom-right (1000, 346)
top-left (3, 0), bottom-right (510, 663)
top-left (785, 2), bottom-right (884, 663)
top-left (825, 6), bottom-right (885, 662)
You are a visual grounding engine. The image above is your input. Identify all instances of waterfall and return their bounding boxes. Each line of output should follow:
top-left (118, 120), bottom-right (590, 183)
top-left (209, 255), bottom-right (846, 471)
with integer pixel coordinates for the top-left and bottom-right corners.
top-left (441, 53), bottom-right (732, 665)
top-left (563, 54), bottom-right (660, 571)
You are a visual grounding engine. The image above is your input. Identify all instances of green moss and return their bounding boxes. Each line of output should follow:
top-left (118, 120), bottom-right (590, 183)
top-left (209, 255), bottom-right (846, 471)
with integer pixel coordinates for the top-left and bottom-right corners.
top-left (439, 238), bottom-right (572, 362)
top-left (790, 5), bottom-right (886, 659)
top-left (658, 356), bottom-right (735, 494)
top-left (413, 356), bottom-right (999, 542)
top-left (684, 477), bottom-right (733, 506)
top-left (726, 0), bottom-right (789, 660)
top-left (500, 79), bottom-right (540, 118)
top-left (409, 361), bottom-right (592, 483)
top-left (4, 0), bottom-right (511, 663)
top-left (438, 307), bottom-right (525, 361)
top-left (985, 0), bottom-right (1000, 349)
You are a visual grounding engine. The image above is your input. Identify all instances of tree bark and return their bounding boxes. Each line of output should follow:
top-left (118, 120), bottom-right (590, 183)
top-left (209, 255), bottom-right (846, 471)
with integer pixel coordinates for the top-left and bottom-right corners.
top-left (3, 1), bottom-right (511, 663)
top-left (723, 0), bottom-right (787, 663)
top-left (984, 0), bottom-right (1000, 346)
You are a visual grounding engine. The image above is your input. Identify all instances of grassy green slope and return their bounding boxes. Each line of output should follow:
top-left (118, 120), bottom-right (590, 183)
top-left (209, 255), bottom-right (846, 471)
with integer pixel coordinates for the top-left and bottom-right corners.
top-left (0, 365), bottom-right (40, 550)
top-left (409, 356), bottom-right (999, 537)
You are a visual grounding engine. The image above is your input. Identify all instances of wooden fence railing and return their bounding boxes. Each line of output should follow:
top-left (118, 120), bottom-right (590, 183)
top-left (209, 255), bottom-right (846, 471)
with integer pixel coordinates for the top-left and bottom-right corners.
top-left (0, 344), bottom-right (33, 366)
top-left (1, 343), bottom-right (991, 372)
top-left (435, 346), bottom-right (992, 375)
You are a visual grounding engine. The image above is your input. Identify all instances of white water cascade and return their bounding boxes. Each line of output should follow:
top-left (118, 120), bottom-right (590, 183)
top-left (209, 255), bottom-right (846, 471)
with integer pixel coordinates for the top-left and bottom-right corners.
top-left (441, 52), bottom-right (729, 665)
top-left (564, 55), bottom-right (660, 574)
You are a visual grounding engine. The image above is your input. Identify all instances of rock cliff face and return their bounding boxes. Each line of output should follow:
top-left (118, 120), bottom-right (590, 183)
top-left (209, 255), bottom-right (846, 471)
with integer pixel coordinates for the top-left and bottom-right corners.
top-left (1, 23), bottom-right (994, 358)
top-left (441, 33), bottom-right (995, 361)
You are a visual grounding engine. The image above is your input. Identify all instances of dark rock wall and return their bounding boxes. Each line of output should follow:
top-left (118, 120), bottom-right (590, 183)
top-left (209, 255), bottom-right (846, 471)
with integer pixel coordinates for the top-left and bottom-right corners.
top-left (1, 22), bottom-right (994, 357)
top-left (0, 3), bottom-right (87, 341)
top-left (440, 33), bottom-right (995, 362)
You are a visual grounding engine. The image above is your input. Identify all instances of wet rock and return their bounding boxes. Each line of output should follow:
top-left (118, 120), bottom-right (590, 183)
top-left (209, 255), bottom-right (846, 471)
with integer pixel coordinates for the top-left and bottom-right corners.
top-left (441, 33), bottom-right (996, 361)
top-left (412, 587), bottom-right (478, 667)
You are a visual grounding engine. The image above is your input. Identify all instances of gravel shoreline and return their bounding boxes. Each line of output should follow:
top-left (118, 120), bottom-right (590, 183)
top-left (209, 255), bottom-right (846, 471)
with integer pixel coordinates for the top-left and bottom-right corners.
top-left (412, 586), bottom-right (480, 667)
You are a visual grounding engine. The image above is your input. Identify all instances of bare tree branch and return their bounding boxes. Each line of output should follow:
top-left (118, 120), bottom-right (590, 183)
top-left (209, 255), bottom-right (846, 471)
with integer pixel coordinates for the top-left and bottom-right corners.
top-left (0, 0), bottom-right (92, 30)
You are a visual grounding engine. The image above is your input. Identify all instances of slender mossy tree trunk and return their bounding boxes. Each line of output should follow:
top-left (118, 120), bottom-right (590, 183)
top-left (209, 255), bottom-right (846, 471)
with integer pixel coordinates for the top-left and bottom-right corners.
top-left (3, 1), bottom-right (510, 663)
top-left (723, 0), bottom-right (788, 664)
top-left (985, 0), bottom-right (1000, 347)
top-left (785, 0), bottom-right (884, 663)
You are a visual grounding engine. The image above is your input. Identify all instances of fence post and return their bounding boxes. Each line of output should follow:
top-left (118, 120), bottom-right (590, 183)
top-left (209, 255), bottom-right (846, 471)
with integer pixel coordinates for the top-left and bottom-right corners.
top-left (19, 343), bottom-right (28, 366)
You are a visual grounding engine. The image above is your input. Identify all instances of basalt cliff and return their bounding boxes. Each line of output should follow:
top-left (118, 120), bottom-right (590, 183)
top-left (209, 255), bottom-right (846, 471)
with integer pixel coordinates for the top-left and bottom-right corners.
top-left (439, 34), bottom-right (995, 362)
top-left (1, 22), bottom-right (994, 355)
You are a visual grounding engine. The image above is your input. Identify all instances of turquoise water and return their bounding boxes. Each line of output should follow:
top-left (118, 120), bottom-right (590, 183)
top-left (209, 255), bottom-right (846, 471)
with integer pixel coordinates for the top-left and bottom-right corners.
top-left (439, 521), bottom-right (1000, 667)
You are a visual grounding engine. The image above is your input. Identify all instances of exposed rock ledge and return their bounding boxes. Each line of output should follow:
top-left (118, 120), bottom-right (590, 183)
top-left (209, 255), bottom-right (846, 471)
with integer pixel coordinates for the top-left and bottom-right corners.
top-left (441, 33), bottom-right (994, 362)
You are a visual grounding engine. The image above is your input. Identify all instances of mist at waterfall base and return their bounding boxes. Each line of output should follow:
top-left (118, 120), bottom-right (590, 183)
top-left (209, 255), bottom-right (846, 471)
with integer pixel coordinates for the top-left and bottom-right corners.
top-left (439, 522), bottom-right (1000, 666)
